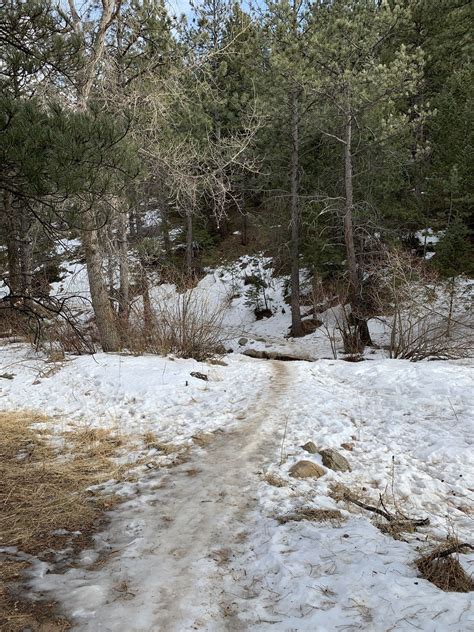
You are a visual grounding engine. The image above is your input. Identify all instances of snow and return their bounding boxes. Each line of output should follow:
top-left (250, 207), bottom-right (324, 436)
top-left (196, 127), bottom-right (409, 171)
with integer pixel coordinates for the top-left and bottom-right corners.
top-left (0, 344), bottom-right (264, 443)
top-left (2, 341), bottom-right (473, 631)
top-left (415, 228), bottom-right (444, 246)
top-left (1, 251), bottom-right (473, 630)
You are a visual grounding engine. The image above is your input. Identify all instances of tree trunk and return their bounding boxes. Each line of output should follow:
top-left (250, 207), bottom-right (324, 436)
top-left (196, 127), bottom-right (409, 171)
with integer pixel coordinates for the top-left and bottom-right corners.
top-left (185, 209), bottom-right (194, 278)
top-left (161, 201), bottom-right (172, 257)
top-left (18, 211), bottom-right (35, 296)
top-left (241, 204), bottom-right (249, 246)
top-left (83, 210), bottom-right (121, 352)
top-left (140, 261), bottom-right (153, 332)
top-left (3, 191), bottom-right (21, 297)
top-left (68, 2), bottom-right (122, 352)
top-left (290, 85), bottom-right (303, 337)
top-left (343, 115), bottom-right (372, 347)
top-left (117, 209), bottom-right (130, 328)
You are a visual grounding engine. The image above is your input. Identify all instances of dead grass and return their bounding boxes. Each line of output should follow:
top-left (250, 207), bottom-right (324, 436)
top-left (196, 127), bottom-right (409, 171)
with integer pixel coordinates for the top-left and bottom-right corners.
top-left (277, 508), bottom-right (346, 525)
top-left (0, 411), bottom-right (134, 631)
top-left (263, 472), bottom-right (287, 488)
top-left (192, 432), bottom-right (215, 447)
top-left (328, 482), bottom-right (359, 503)
top-left (415, 541), bottom-right (474, 593)
top-left (143, 431), bottom-right (182, 455)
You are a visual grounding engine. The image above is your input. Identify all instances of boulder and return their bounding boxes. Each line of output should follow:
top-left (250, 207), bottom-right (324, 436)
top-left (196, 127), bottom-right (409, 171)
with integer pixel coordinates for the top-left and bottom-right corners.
top-left (301, 441), bottom-right (318, 454)
top-left (319, 448), bottom-right (351, 472)
top-left (289, 460), bottom-right (325, 479)
top-left (238, 337), bottom-right (248, 346)
top-left (242, 349), bottom-right (312, 362)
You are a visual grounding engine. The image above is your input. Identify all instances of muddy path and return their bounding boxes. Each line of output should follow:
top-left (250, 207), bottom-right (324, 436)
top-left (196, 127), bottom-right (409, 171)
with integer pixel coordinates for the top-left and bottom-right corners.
top-left (40, 360), bottom-right (290, 631)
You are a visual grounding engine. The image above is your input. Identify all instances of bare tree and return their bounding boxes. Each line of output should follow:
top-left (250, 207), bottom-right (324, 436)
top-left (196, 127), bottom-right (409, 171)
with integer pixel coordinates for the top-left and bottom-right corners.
top-left (65, 0), bottom-right (123, 351)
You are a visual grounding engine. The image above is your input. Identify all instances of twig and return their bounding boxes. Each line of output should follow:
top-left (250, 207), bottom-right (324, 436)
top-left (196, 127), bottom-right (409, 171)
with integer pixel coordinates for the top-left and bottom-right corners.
top-left (343, 493), bottom-right (430, 527)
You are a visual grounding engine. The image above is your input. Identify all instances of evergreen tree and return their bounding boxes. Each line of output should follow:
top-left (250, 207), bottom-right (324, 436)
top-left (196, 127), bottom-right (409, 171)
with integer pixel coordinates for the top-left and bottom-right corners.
top-left (306, 0), bottom-right (423, 347)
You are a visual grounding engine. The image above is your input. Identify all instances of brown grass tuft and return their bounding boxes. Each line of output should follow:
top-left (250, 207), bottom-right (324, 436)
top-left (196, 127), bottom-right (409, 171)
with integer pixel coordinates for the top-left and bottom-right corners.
top-left (263, 472), bottom-right (287, 488)
top-left (143, 431), bottom-right (181, 455)
top-left (415, 542), bottom-right (474, 593)
top-left (277, 508), bottom-right (345, 525)
top-left (0, 411), bottom-right (133, 631)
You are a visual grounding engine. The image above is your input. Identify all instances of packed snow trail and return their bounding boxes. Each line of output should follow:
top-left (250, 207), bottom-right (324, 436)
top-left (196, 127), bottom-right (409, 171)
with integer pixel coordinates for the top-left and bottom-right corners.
top-left (37, 360), bottom-right (290, 631)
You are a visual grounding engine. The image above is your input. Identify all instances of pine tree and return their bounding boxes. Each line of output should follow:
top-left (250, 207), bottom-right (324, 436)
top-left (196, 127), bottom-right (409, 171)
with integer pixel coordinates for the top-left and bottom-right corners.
top-left (307, 0), bottom-right (423, 347)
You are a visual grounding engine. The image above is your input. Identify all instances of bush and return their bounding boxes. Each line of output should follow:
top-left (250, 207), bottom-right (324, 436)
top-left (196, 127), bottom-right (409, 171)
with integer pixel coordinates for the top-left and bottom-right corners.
top-left (128, 286), bottom-right (227, 361)
top-left (369, 246), bottom-right (473, 361)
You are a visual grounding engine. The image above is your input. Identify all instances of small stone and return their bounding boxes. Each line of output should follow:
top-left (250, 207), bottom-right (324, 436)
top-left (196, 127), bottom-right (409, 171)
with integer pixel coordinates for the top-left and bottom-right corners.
top-left (190, 371), bottom-right (208, 381)
top-left (238, 337), bottom-right (248, 346)
top-left (341, 442), bottom-right (354, 452)
top-left (319, 448), bottom-right (351, 473)
top-left (302, 441), bottom-right (318, 454)
top-left (289, 460), bottom-right (325, 479)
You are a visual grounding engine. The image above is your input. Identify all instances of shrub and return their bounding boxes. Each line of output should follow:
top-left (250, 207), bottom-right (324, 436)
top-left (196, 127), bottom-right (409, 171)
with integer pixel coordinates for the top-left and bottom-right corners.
top-left (369, 246), bottom-right (473, 360)
top-left (128, 286), bottom-right (227, 361)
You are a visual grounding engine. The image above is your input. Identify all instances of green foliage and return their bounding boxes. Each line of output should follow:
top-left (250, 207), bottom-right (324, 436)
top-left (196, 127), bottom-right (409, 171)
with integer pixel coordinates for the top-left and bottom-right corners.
top-left (434, 218), bottom-right (473, 278)
top-left (1, 98), bottom-right (137, 202)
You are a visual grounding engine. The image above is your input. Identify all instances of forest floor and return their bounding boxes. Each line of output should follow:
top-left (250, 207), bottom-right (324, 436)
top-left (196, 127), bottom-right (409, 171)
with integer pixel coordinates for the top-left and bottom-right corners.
top-left (1, 343), bottom-right (473, 631)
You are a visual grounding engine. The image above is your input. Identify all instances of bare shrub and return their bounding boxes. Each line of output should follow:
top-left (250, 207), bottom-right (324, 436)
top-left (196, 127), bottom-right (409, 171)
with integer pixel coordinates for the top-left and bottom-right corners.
top-left (1, 295), bottom-right (96, 355)
top-left (128, 286), bottom-right (227, 361)
top-left (368, 247), bottom-right (473, 361)
top-left (327, 300), bottom-right (367, 355)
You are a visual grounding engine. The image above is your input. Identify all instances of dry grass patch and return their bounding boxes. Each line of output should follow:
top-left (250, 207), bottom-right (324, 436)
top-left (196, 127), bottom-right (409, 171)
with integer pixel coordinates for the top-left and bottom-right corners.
top-left (192, 432), bottom-right (215, 447)
top-left (143, 431), bottom-right (182, 455)
top-left (328, 482), bottom-right (358, 503)
top-left (277, 508), bottom-right (346, 525)
top-left (415, 541), bottom-right (474, 593)
top-left (263, 472), bottom-right (287, 488)
top-left (0, 411), bottom-right (134, 631)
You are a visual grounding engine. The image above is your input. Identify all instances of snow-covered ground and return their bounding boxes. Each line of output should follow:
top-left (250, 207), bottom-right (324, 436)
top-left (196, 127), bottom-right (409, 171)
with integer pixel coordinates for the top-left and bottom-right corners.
top-left (1, 341), bottom-right (473, 631)
top-left (0, 343), bottom-right (264, 443)
top-left (1, 250), bottom-right (473, 630)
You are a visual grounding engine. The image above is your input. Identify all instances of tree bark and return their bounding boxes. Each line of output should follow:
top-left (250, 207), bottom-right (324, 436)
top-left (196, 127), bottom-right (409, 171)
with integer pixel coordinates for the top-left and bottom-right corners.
top-left (290, 85), bottom-right (303, 337)
top-left (117, 209), bottom-right (130, 327)
top-left (185, 209), bottom-right (194, 278)
top-left (18, 210), bottom-right (35, 296)
top-left (160, 197), bottom-right (172, 257)
top-left (68, 0), bottom-right (123, 352)
top-left (83, 210), bottom-right (121, 352)
top-left (241, 203), bottom-right (249, 246)
top-left (343, 114), bottom-right (372, 347)
top-left (139, 258), bottom-right (153, 332)
top-left (3, 191), bottom-right (21, 297)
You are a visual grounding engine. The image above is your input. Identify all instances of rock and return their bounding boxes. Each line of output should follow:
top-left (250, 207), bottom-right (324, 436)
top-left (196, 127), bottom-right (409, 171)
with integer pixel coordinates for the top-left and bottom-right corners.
top-left (190, 371), bottom-right (208, 381)
top-left (242, 349), bottom-right (267, 359)
top-left (301, 441), bottom-right (318, 454)
top-left (242, 349), bottom-right (312, 362)
top-left (289, 460), bottom-right (325, 479)
top-left (341, 442), bottom-right (354, 452)
top-left (301, 319), bottom-right (323, 334)
top-left (244, 274), bottom-right (266, 287)
top-left (319, 448), bottom-right (351, 472)
top-left (238, 337), bottom-right (248, 346)
top-left (254, 308), bottom-right (273, 320)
